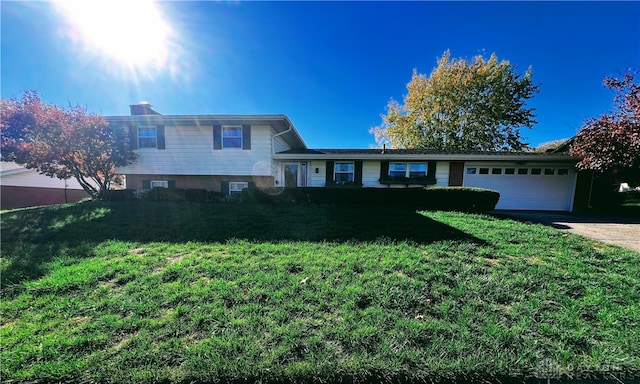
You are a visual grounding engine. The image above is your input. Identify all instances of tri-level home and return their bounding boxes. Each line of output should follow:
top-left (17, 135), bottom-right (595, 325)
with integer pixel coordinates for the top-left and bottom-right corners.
top-left (107, 103), bottom-right (585, 211)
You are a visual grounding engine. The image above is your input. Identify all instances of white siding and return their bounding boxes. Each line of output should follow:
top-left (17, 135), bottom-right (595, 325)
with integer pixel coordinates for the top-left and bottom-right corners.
top-left (273, 135), bottom-right (292, 153)
top-left (435, 161), bottom-right (449, 187)
top-left (309, 161), bottom-right (326, 187)
top-left (118, 124), bottom-right (273, 176)
top-left (362, 161), bottom-right (384, 187)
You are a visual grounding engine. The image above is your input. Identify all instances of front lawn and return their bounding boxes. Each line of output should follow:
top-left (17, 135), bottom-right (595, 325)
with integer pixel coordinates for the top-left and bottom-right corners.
top-left (1, 201), bottom-right (638, 383)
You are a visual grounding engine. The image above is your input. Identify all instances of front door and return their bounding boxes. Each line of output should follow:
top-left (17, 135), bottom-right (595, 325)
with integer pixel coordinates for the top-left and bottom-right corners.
top-left (284, 162), bottom-right (307, 187)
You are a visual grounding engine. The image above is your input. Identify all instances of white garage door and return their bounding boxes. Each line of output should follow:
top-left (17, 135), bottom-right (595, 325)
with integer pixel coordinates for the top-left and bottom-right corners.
top-left (463, 163), bottom-right (576, 211)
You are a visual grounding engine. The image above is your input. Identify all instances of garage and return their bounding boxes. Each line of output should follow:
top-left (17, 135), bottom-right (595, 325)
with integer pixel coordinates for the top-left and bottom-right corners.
top-left (462, 162), bottom-right (577, 211)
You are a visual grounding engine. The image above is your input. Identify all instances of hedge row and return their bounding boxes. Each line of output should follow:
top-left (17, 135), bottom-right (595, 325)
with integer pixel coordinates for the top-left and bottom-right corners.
top-left (243, 187), bottom-right (500, 212)
top-left (106, 188), bottom-right (224, 202)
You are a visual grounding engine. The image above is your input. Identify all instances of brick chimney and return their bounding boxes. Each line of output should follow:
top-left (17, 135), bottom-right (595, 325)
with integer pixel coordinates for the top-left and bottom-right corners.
top-left (130, 102), bottom-right (161, 115)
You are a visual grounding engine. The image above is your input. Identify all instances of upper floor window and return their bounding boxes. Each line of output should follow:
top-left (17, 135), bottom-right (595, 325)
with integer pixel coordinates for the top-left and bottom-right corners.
top-left (138, 126), bottom-right (157, 148)
top-left (222, 126), bottom-right (242, 148)
top-left (334, 162), bottom-right (354, 182)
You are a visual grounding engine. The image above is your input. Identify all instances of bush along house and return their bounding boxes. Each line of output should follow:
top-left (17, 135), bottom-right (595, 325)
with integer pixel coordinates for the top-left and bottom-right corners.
top-left (107, 103), bottom-right (583, 211)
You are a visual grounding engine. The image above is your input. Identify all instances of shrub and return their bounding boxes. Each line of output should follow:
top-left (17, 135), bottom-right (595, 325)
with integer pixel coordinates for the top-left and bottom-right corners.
top-left (104, 189), bottom-right (137, 201)
top-left (185, 189), bottom-right (207, 202)
top-left (207, 191), bottom-right (224, 202)
top-left (143, 187), bottom-right (186, 201)
top-left (243, 186), bottom-right (499, 212)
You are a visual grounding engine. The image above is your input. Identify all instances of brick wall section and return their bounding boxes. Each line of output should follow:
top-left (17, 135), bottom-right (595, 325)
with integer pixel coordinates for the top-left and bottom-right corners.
top-left (1, 186), bottom-right (89, 210)
top-left (125, 174), bottom-right (275, 192)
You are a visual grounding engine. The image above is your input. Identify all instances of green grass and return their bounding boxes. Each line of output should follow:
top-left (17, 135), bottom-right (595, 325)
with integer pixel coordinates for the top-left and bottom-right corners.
top-left (1, 201), bottom-right (639, 384)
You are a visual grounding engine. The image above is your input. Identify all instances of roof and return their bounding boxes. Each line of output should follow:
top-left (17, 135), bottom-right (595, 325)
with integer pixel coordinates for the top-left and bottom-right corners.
top-left (0, 161), bottom-right (30, 176)
top-left (273, 148), bottom-right (581, 162)
top-left (105, 114), bottom-right (307, 149)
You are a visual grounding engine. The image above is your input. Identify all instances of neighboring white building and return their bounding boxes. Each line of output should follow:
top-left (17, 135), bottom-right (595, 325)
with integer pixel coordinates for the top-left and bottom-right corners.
top-left (0, 162), bottom-right (89, 210)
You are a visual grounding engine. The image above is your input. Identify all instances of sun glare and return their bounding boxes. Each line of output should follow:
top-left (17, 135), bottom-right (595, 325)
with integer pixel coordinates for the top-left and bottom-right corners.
top-left (54, 0), bottom-right (173, 71)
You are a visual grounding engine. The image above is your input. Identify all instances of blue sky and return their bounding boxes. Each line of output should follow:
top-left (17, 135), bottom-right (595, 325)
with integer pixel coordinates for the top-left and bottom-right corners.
top-left (2, 1), bottom-right (639, 149)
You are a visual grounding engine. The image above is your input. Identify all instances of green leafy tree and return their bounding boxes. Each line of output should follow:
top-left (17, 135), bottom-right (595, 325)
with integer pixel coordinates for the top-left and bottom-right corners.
top-left (1, 91), bottom-right (137, 199)
top-left (570, 71), bottom-right (640, 185)
top-left (372, 51), bottom-right (539, 150)
top-left (531, 138), bottom-right (571, 153)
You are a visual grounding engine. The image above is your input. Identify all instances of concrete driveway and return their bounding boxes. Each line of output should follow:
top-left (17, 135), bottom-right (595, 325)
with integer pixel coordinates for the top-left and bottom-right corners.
top-left (495, 211), bottom-right (640, 253)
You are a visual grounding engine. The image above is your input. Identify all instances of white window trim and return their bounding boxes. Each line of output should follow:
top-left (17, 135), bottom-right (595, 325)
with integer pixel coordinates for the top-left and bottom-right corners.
top-left (229, 181), bottom-right (249, 195)
top-left (138, 126), bottom-right (158, 149)
top-left (334, 162), bottom-right (355, 183)
top-left (222, 126), bottom-right (243, 149)
top-left (389, 162), bottom-right (428, 178)
top-left (150, 180), bottom-right (168, 189)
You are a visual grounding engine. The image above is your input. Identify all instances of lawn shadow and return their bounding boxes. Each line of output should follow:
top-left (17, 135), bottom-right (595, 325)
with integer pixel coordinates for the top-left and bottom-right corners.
top-left (1, 201), bottom-right (486, 287)
top-left (492, 209), bottom-right (640, 226)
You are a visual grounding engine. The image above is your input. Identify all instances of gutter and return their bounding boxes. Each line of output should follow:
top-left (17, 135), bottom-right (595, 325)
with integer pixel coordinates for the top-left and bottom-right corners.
top-left (272, 122), bottom-right (293, 155)
top-left (272, 153), bottom-right (581, 162)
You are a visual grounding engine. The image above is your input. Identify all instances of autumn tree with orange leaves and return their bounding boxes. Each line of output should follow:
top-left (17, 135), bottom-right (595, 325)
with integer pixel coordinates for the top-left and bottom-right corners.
top-left (570, 71), bottom-right (640, 185)
top-left (1, 91), bottom-right (137, 199)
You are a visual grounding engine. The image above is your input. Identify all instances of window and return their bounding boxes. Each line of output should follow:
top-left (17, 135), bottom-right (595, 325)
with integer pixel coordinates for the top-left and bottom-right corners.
top-left (479, 168), bottom-right (490, 175)
top-left (389, 162), bottom-right (427, 178)
top-left (409, 163), bottom-right (427, 178)
top-left (389, 163), bottom-right (407, 177)
top-left (229, 182), bottom-right (249, 195)
top-left (138, 126), bottom-right (157, 148)
top-left (222, 126), bottom-right (242, 148)
top-left (466, 167), bottom-right (477, 175)
top-left (517, 168), bottom-right (528, 175)
top-left (334, 162), bottom-right (354, 182)
top-left (531, 168), bottom-right (542, 175)
top-left (492, 168), bottom-right (502, 175)
top-left (557, 168), bottom-right (569, 176)
top-left (544, 168), bottom-right (555, 175)
top-left (505, 168), bottom-right (515, 175)
top-left (150, 180), bottom-right (168, 189)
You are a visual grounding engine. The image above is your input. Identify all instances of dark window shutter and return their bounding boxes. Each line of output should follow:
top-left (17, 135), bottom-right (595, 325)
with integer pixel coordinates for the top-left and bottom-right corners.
top-left (157, 125), bottom-right (165, 149)
top-left (168, 180), bottom-right (176, 189)
top-left (242, 125), bottom-right (251, 150)
top-left (129, 125), bottom-right (138, 149)
top-left (221, 181), bottom-right (230, 196)
top-left (380, 161), bottom-right (389, 179)
top-left (325, 161), bottom-right (334, 184)
top-left (213, 125), bottom-right (222, 150)
top-left (427, 161), bottom-right (437, 179)
top-left (142, 180), bottom-right (150, 189)
top-left (355, 161), bottom-right (363, 184)
top-left (248, 181), bottom-right (256, 189)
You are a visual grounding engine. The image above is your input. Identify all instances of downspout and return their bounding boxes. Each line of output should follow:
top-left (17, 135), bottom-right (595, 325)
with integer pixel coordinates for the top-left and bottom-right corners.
top-left (272, 123), bottom-right (292, 155)
top-left (587, 172), bottom-right (595, 209)
top-left (271, 123), bottom-right (293, 187)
